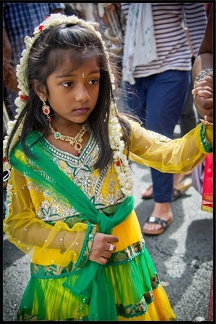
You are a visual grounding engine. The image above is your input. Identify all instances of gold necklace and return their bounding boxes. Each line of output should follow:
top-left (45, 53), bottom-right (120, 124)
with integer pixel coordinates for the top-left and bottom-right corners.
top-left (49, 123), bottom-right (87, 156)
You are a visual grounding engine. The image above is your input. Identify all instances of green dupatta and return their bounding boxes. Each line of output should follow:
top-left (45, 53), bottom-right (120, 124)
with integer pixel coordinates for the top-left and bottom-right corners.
top-left (10, 131), bottom-right (134, 320)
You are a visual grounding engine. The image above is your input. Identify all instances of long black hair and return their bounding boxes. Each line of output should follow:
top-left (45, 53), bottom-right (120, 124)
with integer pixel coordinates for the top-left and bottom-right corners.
top-left (6, 22), bottom-right (131, 171)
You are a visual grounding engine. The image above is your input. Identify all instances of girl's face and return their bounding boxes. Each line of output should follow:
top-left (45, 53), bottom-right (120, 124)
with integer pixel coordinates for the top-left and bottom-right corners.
top-left (45, 56), bottom-right (100, 125)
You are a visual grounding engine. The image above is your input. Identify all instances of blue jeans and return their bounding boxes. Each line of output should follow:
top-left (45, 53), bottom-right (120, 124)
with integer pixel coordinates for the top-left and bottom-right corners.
top-left (122, 70), bottom-right (190, 202)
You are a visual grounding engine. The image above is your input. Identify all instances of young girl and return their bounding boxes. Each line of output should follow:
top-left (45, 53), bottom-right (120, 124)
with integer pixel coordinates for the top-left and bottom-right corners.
top-left (3, 13), bottom-right (213, 321)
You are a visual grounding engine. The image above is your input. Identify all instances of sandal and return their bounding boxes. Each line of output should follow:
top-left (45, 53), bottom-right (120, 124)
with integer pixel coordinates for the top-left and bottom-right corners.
top-left (141, 178), bottom-right (192, 201)
top-left (172, 188), bottom-right (181, 201)
top-left (172, 178), bottom-right (192, 202)
top-left (143, 216), bottom-right (173, 235)
top-left (141, 184), bottom-right (153, 199)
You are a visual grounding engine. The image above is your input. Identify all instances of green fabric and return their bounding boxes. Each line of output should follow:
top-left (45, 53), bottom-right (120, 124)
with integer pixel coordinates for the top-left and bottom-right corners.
top-left (17, 248), bottom-right (161, 320)
top-left (10, 131), bottom-right (134, 320)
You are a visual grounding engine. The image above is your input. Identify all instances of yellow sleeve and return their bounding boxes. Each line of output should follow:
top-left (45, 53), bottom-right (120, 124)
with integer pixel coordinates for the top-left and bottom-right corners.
top-left (128, 118), bottom-right (213, 173)
top-left (3, 168), bottom-right (96, 267)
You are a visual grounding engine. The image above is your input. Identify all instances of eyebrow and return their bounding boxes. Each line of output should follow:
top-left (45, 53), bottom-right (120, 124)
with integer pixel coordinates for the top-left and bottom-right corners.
top-left (55, 69), bottom-right (101, 79)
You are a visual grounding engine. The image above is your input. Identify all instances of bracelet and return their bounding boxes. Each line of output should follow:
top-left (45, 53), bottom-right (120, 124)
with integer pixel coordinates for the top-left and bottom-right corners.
top-left (58, 230), bottom-right (67, 254)
top-left (200, 123), bottom-right (213, 153)
top-left (194, 68), bottom-right (213, 86)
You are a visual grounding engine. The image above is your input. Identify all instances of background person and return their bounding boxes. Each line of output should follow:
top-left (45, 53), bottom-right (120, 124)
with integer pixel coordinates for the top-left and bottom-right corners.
top-left (120, 2), bottom-right (207, 235)
top-left (3, 13), bottom-right (212, 321)
top-left (3, 2), bottom-right (65, 118)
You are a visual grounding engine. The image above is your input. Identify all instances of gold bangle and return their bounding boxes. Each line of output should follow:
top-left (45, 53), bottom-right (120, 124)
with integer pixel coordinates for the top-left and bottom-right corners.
top-left (58, 230), bottom-right (67, 254)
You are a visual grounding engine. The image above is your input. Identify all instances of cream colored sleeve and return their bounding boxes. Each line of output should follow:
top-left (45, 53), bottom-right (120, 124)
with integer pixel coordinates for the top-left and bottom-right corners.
top-left (127, 118), bottom-right (213, 173)
top-left (3, 168), bottom-right (96, 267)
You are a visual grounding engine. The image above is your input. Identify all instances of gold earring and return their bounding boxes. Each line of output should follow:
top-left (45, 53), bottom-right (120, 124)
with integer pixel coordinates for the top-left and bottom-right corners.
top-left (42, 100), bottom-right (51, 122)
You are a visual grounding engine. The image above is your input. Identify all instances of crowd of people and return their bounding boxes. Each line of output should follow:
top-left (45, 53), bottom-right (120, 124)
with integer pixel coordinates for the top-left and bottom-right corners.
top-left (3, 2), bottom-right (213, 321)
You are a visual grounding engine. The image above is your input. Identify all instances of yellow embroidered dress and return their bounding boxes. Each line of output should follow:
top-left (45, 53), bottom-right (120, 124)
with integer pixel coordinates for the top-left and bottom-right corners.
top-left (3, 118), bottom-right (212, 321)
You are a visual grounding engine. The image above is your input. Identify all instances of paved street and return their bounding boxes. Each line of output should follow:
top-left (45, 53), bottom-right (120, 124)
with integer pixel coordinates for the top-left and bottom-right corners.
top-left (3, 157), bottom-right (213, 321)
top-left (131, 162), bottom-right (213, 322)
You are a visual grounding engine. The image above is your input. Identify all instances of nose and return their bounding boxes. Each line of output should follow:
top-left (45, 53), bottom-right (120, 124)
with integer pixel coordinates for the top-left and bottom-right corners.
top-left (74, 84), bottom-right (90, 103)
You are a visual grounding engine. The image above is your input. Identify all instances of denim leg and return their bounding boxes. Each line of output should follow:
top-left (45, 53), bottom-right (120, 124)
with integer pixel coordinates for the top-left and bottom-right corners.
top-left (123, 70), bottom-right (190, 202)
top-left (146, 70), bottom-right (190, 202)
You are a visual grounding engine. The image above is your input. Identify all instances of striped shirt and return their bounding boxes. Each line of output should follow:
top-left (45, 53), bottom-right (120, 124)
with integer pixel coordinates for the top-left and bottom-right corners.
top-left (3, 3), bottom-right (65, 64)
top-left (121, 3), bottom-right (207, 77)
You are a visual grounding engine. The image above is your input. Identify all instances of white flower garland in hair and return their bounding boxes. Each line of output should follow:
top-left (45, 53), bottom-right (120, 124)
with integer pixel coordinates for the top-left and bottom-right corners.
top-left (109, 103), bottom-right (134, 196)
top-left (3, 13), bottom-right (133, 196)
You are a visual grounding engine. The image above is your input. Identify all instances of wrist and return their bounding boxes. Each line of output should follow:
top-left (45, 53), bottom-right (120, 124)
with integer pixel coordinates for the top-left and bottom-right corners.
top-left (200, 123), bottom-right (213, 153)
top-left (194, 68), bottom-right (213, 86)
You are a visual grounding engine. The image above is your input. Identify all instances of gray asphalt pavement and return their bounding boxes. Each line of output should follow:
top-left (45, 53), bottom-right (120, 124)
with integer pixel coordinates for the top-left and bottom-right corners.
top-left (3, 158), bottom-right (213, 321)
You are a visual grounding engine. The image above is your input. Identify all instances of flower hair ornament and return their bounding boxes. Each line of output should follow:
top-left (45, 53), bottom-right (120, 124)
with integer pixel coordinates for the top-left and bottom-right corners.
top-left (3, 13), bottom-right (133, 196)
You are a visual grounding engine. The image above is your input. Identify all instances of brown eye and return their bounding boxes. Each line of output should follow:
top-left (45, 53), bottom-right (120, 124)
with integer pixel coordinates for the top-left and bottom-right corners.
top-left (62, 81), bottom-right (74, 87)
top-left (89, 79), bottom-right (100, 85)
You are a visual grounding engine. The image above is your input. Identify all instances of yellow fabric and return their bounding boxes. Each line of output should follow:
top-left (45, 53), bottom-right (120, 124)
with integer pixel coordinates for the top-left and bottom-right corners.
top-left (4, 118), bottom-right (211, 320)
top-left (3, 120), bottom-right (212, 267)
top-left (118, 285), bottom-right (176, 321)
top-left (4, 168), bottom-right (90, 267)
top-left (17, 261), bottom-right (175, 320)
top-left (128, 119), bottom-right (213, 172)
top-left (111, 210), bottom-right (143, 252)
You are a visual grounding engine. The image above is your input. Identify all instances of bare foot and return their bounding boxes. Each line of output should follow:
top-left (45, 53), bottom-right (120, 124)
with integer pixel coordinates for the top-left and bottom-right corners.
top-left (141, 184), bottom-right (153, 199)
top-left (173, 174), bottom-right (184, 187)
top-left (173, 172), bottom-right (192, 188)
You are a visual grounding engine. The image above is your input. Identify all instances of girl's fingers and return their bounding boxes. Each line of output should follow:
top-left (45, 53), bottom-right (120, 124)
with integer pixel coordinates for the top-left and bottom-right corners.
top-left (89, 233), bottom-right (119, 264)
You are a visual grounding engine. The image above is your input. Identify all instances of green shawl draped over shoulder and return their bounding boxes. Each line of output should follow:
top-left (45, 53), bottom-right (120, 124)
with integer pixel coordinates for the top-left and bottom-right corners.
top-left (10, 131), bottom-right (134, 320)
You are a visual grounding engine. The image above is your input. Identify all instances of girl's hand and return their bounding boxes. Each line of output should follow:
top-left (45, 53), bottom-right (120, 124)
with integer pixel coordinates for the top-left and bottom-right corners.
top-left (89, 232), bottom-right (119, 265)
top-left (192, 73), bottom-right (213, 122)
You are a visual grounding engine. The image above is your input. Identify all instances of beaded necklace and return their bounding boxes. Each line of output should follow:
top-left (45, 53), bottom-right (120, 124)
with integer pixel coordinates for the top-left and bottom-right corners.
top-left (49, 123), bottom-right (87, 156)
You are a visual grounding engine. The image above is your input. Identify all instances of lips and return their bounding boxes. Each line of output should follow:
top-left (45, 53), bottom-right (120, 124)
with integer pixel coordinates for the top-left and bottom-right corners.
top-left (73, 108), bottom-right (89, 114)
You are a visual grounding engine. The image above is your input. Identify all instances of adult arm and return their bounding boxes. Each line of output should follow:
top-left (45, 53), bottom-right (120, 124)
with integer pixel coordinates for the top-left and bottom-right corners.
top-left (191, 8), bottom-right (213, 121)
